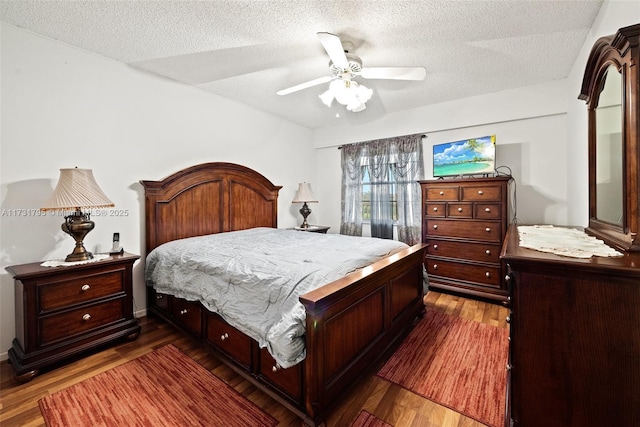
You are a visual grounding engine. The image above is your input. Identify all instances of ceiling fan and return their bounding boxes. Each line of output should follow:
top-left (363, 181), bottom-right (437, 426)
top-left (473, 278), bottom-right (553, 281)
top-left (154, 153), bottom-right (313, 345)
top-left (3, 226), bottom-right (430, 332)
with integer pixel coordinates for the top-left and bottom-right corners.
top-left (277, 32), bottom-right (426, 112)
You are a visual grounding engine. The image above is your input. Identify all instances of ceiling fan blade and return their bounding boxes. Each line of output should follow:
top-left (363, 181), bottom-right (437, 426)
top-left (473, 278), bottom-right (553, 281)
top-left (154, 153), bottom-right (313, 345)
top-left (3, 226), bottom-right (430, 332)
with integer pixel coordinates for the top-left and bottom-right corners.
top-left (317, 32), bottom-right (349, 70)
top-left (276, 75), bottom-right (334, 96)
top-left (360, 67), bottom-right (427, 80)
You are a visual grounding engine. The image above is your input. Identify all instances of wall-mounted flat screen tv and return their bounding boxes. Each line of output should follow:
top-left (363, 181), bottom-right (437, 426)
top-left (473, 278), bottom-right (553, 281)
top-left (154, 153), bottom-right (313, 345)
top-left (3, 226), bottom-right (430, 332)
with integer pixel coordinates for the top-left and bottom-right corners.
top-left (433, 135), bottom-right (496, 177)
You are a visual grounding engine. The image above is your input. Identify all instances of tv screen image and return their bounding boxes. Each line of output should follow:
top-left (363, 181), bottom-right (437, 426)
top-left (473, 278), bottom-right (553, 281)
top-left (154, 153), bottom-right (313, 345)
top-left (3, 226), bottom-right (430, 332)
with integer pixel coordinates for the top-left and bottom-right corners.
top-left (433, 135), bottom-right (496, 177)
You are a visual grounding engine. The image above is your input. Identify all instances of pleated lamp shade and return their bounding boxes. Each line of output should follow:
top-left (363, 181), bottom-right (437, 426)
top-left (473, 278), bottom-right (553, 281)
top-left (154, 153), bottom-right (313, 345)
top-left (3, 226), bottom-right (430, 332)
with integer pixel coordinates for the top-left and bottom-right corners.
top-left (291, 183), bottom-right (318, 203)
top-left (42, 168), bottom-right (114, 211)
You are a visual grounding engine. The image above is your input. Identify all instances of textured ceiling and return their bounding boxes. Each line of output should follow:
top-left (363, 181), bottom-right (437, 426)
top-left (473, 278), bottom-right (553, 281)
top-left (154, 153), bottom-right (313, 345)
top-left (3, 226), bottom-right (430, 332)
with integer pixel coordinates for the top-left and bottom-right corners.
top-left (1, 0), bottom-right (604, 129)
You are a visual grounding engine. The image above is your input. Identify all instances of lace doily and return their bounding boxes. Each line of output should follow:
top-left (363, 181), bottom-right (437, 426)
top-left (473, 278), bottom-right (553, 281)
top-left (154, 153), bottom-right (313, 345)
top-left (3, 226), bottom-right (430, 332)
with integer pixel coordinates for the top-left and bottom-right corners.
top-left (41, 254), bottom-right (110, 267)
top-left (518, 225), bottom-right (622, 259)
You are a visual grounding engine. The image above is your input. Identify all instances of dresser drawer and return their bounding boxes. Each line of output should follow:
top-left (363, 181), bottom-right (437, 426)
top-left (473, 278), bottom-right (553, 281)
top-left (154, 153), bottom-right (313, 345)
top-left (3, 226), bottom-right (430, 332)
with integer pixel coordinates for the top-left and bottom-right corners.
top-left (425, 203), bottom-right (446, 217)
top-left (460, 185), bottom-right (502, 201)
top-left (40, 298), bottom-right (125, 345)
top-left (474, 203), bottom-right (502, 219)
top-left (425, 258), bottom-right (502, 287)
top-left (425, 186), bottom-right (459, 201)
top-left (206, 313), bottom-right (253, 369)
top-left (171, 298), bottom-right (202, 336)
top-left (426, 239), bottom-right (501, 264)
top-left (447, 203), bottom-right (473, 218)
top-left (258, 347), bottom-right (302, 402)
top-left (426, 219), bottom-right (502, 242)
top-left (39, 270), bottom-right (124, 311)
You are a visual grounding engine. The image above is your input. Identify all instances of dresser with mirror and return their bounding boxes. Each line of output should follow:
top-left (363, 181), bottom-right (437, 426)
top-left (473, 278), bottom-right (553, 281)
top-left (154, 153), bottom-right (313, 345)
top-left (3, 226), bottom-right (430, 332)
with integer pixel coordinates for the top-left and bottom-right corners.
top-left (501, 23), bottom-right (640, 427)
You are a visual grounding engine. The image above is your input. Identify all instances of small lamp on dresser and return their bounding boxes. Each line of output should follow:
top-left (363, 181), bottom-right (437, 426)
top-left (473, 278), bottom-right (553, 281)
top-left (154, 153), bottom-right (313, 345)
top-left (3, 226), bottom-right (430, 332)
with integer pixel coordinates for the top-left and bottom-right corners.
top-left (41, 167), bottom-right (114, 262)
top-left (292, 182), bottom-right (318, 228)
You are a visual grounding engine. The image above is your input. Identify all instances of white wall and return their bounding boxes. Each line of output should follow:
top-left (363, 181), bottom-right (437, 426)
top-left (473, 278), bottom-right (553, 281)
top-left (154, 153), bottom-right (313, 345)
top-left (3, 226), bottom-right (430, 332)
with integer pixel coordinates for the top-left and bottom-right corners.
top-left (0, 23), bottom-right (315, 360)
top-left (313, 0), bottom-right (640, 234)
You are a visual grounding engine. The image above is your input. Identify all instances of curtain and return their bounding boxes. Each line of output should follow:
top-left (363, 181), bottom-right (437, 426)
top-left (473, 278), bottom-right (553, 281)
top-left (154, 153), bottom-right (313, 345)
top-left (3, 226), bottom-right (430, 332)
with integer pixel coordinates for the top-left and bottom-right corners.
top-left (394, 134), bottom-right (424, 245)
top-left (340, 133), bottom-right (424, 245)
top-left (340, 143), bottom-right (365, 236)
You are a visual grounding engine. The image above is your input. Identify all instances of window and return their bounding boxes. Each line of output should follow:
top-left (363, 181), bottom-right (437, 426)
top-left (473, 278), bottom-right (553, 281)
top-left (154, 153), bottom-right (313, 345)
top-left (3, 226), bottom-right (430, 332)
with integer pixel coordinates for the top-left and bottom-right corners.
top-left (340, 133), bottom-right (424, 245)
top-left (362, 166), bottom-right (398, 221)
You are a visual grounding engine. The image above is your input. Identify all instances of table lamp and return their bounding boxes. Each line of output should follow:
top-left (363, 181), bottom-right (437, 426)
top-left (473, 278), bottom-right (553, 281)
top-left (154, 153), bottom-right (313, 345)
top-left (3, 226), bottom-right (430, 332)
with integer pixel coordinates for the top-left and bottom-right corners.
top-left (292, 182), bottom-right (318, 228)
top-left (41, 168), bottom-right (114, 262)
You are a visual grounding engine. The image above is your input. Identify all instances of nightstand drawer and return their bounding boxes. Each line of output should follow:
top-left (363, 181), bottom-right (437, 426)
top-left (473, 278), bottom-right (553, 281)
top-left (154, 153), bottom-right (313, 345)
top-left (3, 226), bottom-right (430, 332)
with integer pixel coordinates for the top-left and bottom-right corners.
top-left (39, 270), bottom-right (124, 311)
top-left (40, 298), bottom-right (125, 345)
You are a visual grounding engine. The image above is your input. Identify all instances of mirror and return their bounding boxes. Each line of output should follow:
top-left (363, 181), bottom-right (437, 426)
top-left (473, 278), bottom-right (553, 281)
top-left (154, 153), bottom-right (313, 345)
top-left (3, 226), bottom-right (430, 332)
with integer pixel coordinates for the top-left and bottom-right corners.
top-left (594, 65), bottom-right (623, 226)
top-left (580, 24), bottom-right (640, 252)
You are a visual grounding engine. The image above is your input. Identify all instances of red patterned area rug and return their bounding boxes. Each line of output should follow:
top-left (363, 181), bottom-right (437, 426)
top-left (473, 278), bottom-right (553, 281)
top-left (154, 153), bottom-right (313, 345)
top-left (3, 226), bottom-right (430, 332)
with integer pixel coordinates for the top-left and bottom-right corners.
top-left (377, 310), bottom-right (508, 427)
top-left (350, 410), bottom-right (393, 427)
top-left (39, 345), bottom-right (277, 427)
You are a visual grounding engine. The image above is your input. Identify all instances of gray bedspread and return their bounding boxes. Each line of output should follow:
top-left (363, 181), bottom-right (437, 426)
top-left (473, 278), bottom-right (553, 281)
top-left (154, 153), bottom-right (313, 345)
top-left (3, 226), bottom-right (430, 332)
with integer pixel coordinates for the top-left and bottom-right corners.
top-left (145, 227), bottom-right (410, 368)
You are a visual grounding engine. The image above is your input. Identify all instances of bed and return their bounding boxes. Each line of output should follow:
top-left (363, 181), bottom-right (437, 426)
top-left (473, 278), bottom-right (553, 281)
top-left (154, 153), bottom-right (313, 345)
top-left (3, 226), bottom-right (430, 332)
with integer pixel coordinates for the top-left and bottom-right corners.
top-left (141, 162), bottom-right (427, 426)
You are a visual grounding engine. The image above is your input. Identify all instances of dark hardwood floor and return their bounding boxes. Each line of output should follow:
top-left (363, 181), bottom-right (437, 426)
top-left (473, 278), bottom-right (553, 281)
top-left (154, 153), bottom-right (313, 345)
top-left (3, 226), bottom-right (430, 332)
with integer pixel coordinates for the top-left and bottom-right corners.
top-left (0, 291), bottom-right (508, 427)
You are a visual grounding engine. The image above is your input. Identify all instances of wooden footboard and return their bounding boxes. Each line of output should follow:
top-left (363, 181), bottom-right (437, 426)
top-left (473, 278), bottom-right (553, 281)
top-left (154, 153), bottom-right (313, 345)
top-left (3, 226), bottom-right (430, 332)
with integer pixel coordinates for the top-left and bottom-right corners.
top-left (301, 243), bottom-right (426, 422)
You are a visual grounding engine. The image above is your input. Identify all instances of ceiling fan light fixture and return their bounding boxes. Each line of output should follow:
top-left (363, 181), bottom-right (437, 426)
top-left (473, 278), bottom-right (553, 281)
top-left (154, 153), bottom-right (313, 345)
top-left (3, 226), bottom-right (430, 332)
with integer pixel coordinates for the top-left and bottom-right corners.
top-left (322, 79), bottom-right (372, 112)
top-left (319, 89), bottom-right (335, 107)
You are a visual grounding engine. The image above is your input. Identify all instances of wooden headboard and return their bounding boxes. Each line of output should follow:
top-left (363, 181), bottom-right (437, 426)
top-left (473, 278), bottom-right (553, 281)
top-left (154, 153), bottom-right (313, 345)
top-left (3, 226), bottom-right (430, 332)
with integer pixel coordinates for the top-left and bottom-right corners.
top-left (140, 162), bottom-right (282, 253)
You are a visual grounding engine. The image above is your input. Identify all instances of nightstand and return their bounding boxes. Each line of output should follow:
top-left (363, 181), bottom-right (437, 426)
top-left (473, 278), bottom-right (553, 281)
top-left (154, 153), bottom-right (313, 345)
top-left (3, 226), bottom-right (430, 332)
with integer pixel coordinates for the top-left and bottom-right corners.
top-left (292, 225), bottom-right (330, 234)
top-left (5, 252), bottom-right (141, 382)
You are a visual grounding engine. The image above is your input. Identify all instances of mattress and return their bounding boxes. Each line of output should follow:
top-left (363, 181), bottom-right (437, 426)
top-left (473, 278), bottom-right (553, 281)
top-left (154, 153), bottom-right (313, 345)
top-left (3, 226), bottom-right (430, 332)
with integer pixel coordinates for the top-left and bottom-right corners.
top-left (145, 227), bottom-right (410, 368)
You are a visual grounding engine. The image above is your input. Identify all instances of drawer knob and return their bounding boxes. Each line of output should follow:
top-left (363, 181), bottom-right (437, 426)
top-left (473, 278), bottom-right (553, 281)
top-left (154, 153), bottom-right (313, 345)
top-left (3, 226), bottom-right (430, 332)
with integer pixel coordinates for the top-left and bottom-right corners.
top-left (485, 207), bottom-right (491, 212)
top-left (180, 309), bottom-right (188, 315)
top-left (457, 207), bottom-right (463, 212)
top-left (433, 264), bottom-right (438, 270)
top-left (272, 364), bottom-right (281, 372)
top-left (485, 272), bottom-right (491, 278)
top-left (506, 316), bottom-right (511, 323)
top-left (478, 190), bottom-right (484, 195)
top-left (433, 244), bottom-right (438, 250)
top-left (485, 227), bottom-right (491, 232)
top-left (506, 364), bottom-right (513, 371)
top-left (156, 295), bottom-right (164, 300)
top-left (433, 207), bottom-right (438, 212)
top-left (485, 249), bottom-right (491, 255)
top-left (82, 313), bottom-right (91, 321)
top-left (220, 333), bottom-right (229, 341)
top-left (81, 284), bottom-right (91, 291)
top-left (439, 191), bottom-right (444, 195)
top-left (433, 224), bottom-right (438, 229)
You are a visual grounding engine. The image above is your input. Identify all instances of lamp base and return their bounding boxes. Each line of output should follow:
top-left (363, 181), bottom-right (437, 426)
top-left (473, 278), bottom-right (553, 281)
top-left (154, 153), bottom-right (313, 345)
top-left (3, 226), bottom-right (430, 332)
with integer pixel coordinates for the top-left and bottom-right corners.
top-left (299, 202), bottom-right (312, 228)
top-left (62, 210), bottom-right (95, 262)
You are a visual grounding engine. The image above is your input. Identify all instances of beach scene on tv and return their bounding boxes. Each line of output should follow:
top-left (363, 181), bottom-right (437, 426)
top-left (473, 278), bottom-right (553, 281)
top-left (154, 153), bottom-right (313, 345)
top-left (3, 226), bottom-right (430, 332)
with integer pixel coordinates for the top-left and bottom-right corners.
top-left (433, 135), bottom-right (496, 177)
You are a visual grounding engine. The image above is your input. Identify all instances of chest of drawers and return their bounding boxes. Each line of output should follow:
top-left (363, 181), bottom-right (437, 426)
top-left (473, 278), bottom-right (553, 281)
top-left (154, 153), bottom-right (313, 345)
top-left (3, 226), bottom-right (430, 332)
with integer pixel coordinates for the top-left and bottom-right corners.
top-left (420, 176), bottom-right (510, 301)
top-left (6, 253), bottom-right (140, 381)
